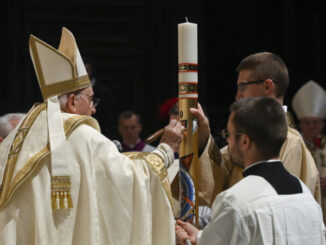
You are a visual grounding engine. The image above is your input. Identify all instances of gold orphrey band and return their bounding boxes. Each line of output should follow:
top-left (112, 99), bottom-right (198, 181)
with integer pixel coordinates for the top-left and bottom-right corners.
top-left (179, 83), bottom-right (198, 94)
top-left (178, 63), bottom-right (198, 72)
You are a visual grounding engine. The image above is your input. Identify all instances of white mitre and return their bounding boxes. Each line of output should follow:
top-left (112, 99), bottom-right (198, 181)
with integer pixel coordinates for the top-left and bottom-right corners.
top-left (292, 80), bottom-right (326, 120)
top-left (29, 27), bottom-right (91, 210)
top-left (29, 27), bottom-right (91, 99)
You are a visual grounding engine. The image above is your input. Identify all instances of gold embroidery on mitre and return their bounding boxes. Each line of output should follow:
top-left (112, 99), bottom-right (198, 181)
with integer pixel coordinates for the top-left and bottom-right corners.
top-left (42, 75), bottom-right (90, 100)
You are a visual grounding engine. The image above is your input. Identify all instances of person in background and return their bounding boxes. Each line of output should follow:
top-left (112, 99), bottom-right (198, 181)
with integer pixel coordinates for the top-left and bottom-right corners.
top-left (0, 113), bottom-right (25, 143)
top-left (118, 110), bottom-right (156, 152)
top-left (176, 97), bottom-right (325, 245)
top-left (158, 97), bottom-right (179, 123)
top-left (292, 80), bottom-right (326, 222)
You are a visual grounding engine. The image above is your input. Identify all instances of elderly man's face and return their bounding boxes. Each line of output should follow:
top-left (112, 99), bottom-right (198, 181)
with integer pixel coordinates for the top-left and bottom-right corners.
top-left (74, 87), bottom-right (97, 116)
top-left (299, 117), bottom-right (324, 142)
top-left (118, 115), bottom-right (142, 145)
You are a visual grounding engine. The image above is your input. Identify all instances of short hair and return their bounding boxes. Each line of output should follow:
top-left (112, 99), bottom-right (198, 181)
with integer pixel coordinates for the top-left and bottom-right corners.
top-left (57, 88), bottom-right (89, 109)
top-left (58, 94), bottom-right (68, 108)
top-left (118, 110), bottom-right (141, 125)
top-left (230, 97), bottom-right (287, 159)
top-left (236, 52), bottom-right (289, 98)
top-left (0, 113), bottom-right (25, 138)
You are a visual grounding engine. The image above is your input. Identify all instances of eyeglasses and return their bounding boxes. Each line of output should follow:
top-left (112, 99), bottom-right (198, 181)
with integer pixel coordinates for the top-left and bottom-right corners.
top-left (76, 92), bottom-right (100, 108)
top-left (221, 129), bottom-right (243, 139)
top-left (237, 79), bottom-right (278, 91)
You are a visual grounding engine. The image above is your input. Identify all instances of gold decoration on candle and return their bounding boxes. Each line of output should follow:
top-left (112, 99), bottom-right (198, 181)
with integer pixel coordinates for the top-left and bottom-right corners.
top-left (179, 83), bottom-right (198, 94)
top-left (179, 63), bottom-right (198, 72)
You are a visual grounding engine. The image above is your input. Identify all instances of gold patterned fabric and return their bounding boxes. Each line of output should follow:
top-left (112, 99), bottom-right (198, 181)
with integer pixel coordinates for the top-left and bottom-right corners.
top-left (0, 103), bottom-right (100, 211)
top-left (286, 111), bottom-right (298, 129)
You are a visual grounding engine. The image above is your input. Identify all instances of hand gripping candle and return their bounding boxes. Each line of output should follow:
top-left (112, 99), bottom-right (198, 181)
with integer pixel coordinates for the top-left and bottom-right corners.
top-left (178, 19), bottom-right (199, 226)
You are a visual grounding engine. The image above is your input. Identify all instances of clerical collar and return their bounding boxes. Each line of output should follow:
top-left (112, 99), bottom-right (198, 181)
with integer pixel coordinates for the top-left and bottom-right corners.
top-left (282, 105), bottom-right (287, 112)
top-left (242, 160), bottom-right (302, 194)
top-left (124, 138), bottom-right (141, 148)
top-left (121, 139), bottom-right (146, 152)
top-left (243, 159), bottom-right (281, 172)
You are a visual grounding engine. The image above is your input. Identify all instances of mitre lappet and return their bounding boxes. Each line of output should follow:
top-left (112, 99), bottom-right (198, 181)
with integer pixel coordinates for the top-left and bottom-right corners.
top-left (29, 27), bottom-right (91, 210)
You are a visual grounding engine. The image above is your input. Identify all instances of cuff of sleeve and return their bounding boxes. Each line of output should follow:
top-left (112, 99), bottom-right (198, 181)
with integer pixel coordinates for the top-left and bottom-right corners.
top-left (199, 134), bottom-right (212, 160)
top-left (199, 134), bottom-right (222, 166)
top-left (201, 135), bottom-right (212, 156)
top-left (153, 143), bottom-right (175, 168)
top-left (197, 230), bottom-right (203, 242)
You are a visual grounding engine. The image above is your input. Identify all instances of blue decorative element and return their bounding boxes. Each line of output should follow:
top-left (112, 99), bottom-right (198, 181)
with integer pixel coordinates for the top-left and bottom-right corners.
top-left (179, 165), bottom-right (196, 221)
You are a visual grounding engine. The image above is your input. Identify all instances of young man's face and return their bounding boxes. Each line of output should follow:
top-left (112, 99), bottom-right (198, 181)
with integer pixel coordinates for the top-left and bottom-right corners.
top-left (226, 112), bottom-right (244, 167)
top-left (118, 115), bottom-right (142, 144)
top-left (235, 70), bottom-right (266, 100)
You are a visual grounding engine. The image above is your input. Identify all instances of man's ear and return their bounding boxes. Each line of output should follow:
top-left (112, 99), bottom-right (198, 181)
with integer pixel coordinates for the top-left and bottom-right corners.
top-left (64, 94), bottom-right (78, 114)
top-left (264, 79), bottom-right (275, 96)
top-left (240, 134), bottom-right (251, 151)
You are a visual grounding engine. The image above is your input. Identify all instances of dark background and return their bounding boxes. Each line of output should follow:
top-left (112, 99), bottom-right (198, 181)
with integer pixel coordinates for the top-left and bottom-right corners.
top-left (1, 0), bottom-right (326, 143)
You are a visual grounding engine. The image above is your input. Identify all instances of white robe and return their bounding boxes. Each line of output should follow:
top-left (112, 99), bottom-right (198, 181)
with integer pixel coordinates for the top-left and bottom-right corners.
top-left (198, 175), bottom-right (325, 245)
top-left (0, 105), bottom-right (175, 245)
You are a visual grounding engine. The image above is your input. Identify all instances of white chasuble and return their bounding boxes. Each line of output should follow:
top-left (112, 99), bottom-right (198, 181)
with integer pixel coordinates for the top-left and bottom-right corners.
top-left (0, 103), bottom-right (175, 245)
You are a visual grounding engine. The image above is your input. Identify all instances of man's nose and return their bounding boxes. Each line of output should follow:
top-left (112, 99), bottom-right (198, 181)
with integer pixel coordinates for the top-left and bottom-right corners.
top-left (235, 90), bottom-right (242, 100)
top-left (91, 105), bottom-right (96, 115)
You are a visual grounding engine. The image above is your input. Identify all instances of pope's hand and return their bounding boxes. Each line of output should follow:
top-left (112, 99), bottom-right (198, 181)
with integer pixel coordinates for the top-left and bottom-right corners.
top-left (160, 119), bottom-right (184, 152)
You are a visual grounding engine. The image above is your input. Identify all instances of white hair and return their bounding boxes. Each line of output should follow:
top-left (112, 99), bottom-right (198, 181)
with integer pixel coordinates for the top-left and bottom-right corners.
top-left (0, 113), bottom-right (25, 138)
top-left (58, 94), bottom-right (68, 109)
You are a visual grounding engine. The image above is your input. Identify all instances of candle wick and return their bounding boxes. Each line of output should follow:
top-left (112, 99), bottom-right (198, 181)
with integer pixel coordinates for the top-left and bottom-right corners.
top-left (185, 17), bottom-right (188, 22)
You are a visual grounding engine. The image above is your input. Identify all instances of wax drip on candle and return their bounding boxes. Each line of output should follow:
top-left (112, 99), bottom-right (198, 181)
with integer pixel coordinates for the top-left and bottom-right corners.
top-left (185, 17), bottom-right (189, 22)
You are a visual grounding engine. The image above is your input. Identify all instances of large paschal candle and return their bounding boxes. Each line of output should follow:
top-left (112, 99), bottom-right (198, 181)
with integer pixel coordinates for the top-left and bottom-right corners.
top-left (178, 20), bottom-right (199, 226)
